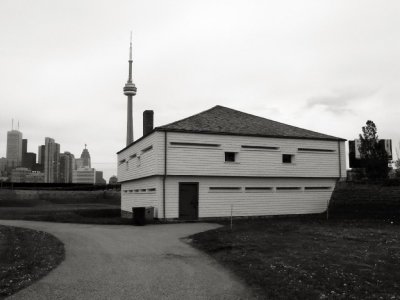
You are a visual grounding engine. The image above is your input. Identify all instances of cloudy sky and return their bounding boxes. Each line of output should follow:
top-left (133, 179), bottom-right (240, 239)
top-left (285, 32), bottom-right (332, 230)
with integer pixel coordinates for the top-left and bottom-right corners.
top-left (1, 0), bottom-right (399, 180)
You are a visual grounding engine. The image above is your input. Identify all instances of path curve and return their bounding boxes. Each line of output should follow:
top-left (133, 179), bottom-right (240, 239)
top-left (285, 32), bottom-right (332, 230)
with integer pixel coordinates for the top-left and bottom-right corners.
top-left (0, 220), bottom-right (254, 299)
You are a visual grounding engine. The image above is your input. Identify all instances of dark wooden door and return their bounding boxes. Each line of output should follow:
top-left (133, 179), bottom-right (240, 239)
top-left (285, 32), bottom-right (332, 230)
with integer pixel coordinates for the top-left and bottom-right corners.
top-left (179, 183), bottom-right (199, 220)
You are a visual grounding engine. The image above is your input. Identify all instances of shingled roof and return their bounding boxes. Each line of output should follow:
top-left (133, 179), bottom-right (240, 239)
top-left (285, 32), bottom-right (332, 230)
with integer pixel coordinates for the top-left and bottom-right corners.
top-left (156, 105), bottom-right (344, 141)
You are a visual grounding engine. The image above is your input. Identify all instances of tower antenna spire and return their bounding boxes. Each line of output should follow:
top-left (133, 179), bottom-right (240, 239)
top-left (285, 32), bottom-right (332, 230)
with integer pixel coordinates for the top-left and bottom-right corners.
top-left (129, 31), bottom-right (132, 61)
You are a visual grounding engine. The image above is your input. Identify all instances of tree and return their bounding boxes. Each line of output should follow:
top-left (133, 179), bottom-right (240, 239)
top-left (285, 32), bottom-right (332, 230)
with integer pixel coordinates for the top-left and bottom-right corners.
top-left (395, 143), bottom-right (400, 178)
top-left (358, 120), bottom-right (389, 180)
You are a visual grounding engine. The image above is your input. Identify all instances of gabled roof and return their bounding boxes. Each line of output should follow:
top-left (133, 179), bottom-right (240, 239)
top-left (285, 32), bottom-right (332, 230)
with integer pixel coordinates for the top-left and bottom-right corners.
top-left (117, 105), bottom-right (345, 154)
top-left (155, 105), bottom-right (345, 141)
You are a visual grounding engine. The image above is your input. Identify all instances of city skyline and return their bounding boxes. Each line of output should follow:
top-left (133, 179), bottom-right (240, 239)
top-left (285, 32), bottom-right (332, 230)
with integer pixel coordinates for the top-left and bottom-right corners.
top-left (1, 0), bottom-right (399, 181)
top-left (0, 126), bottom-right (106, 183)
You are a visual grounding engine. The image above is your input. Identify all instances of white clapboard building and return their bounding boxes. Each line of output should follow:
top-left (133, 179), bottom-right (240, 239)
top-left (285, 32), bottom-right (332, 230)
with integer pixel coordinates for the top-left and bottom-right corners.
top-left (117, 105), bottom-right (346, 220)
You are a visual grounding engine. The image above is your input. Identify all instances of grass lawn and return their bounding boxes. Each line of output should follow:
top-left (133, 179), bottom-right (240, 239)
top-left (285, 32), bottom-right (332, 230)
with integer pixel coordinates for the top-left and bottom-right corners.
top-left (0, 189), bottom-right (129, 225)
top-left (190, 216), bottom-right (400, 300)
top-left (0, 225), bottom-right (65, 298)
top-left (0, 196), bottom-right (131, 225)
top-left (0, 206), bottom-right (132, 225)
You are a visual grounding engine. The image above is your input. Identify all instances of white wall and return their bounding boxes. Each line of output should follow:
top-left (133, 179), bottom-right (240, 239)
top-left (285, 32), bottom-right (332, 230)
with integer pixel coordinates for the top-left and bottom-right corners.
top-left (118, 131), bottom-right (346, 181)
top-left (117, 132), bottom-right (164, 182)
top-left (119, 131), bottom-right (345, 219)
top-left (121, 177), bottom-right (162, 217)
top-left (166, 132), bottom-right (346, 178)
top-left (164, 176), bottom-right (337, 219)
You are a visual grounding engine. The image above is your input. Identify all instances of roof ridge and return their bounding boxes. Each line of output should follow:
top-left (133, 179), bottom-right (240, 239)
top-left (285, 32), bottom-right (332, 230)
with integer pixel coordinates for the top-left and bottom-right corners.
top-left (206, 105), bottom-right (344, 139)
top-left (155, 105), bottom-right (344, 141)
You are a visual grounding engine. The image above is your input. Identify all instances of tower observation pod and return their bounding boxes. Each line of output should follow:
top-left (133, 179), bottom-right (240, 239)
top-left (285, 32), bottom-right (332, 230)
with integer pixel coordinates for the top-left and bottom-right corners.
top-left (123, 32), bottom-right (137, 146)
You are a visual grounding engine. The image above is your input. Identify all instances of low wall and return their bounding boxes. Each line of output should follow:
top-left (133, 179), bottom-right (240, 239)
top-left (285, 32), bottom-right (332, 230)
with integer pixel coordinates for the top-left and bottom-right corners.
top-left (329, 181), bottom-right (400, 216)
top-left (0, 189), bottom-right (120, 205)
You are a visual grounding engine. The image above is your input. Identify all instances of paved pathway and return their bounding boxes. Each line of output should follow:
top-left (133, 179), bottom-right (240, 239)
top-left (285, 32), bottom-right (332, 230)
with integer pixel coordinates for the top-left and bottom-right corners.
top-left (0, 220), bottom-right (254, 299)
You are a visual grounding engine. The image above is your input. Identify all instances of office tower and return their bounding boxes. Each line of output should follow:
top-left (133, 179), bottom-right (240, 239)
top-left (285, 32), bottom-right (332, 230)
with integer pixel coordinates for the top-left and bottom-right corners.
top-left (72, 167), bottom-right (96, 184)
top-left (6, 128), bottom-right (23, 168)
top-left (95, 171), bottom-right (106, 185)
top-left (44, 137), bottom-right (60, 183)
top-left (22, 139), bottom-right (27, 154)
top-left (60, 152), bottom-right (75, 183)
top-left (80, 144), bottom-right (91, 168)
top-left (21, 139), bottom-right (36, 170)
top-left (38, 145), bottom-right (45, 164)
top-left (0, 157), bottom-right (7, 176)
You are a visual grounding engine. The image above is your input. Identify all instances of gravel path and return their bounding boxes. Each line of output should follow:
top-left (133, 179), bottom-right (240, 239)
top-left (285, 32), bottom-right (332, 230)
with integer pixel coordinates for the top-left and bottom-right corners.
top-left (0, 220), bottom-right (254, 299)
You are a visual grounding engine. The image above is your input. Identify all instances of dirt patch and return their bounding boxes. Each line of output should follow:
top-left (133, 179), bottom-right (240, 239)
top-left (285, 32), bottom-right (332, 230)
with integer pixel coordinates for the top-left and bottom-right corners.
top-left (0, 225), bottom-right (65, 298)
top-left (190, 216), bottom-right (400, 299)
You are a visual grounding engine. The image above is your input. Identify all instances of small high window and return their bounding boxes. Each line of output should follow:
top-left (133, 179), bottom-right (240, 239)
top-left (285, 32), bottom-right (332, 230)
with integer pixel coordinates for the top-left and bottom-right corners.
top-left (141, 145), bottom-right (153, 153)
top-left (282, 154), bottom-right (293, 164)
top-left (225, 152), bottom-right (237, 162)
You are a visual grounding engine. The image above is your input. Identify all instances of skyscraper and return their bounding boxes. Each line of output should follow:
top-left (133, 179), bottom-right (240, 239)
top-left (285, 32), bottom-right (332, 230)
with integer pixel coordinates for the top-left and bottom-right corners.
top-left (80, 144), bottom-right (91, 168)
top-left (37, 145), bottom-right (45, 172)
top-left (21, 139), bottom-right (36, 170)
top-left (44, 137), bottom-right (60, 183)
top-left (38, 145), bottom-right (45, 164)
top-left (123, 33), bottom-right (137, 146)
top-left (6, 128), bottom-right (23, 168)
top-left (60, 152), bottom-right (75, 183)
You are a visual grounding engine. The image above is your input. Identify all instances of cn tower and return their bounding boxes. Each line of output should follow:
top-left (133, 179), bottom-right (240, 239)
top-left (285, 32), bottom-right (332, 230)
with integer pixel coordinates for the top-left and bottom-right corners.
top-left (123, 33), bottom-right (137, 146)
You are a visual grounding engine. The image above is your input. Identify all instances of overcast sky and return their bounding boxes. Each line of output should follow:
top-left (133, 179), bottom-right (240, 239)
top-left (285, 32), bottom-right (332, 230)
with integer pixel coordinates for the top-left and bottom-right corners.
top-left (1, 0), bottom-right (399, 180)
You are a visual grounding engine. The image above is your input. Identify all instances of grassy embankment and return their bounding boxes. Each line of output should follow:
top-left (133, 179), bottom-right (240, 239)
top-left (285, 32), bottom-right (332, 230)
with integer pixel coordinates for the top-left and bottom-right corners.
top-left (0, 225), bottom-right (65, 298)
top-left (0, 190), bottom-right (130, 224)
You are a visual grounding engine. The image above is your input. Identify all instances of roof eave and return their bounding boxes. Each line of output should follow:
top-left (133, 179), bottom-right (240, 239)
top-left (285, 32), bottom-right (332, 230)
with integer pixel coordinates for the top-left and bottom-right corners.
top-left (116, 130), bottom-right (156, 154)
top-left (154, 128), bottom-right (346, 142)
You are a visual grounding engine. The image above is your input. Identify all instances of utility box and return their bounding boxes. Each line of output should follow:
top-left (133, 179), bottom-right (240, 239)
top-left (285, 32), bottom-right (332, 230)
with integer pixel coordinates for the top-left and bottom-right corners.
top-left (145, 206), bottom-right (154, 222)
top-left (132, 206), bottom-right (154, 225)
top-left (132, 207), bottom-right (146, 226)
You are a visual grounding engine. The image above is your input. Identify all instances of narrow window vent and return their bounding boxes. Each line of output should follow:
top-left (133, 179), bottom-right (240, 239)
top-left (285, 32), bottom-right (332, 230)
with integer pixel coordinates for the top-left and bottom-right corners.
top-left (170, 142), bottom-right (220, 147)
top-left (276, 187), bottom-right (301, 190)
top-left (305, 187), bottom-right (331, 190)
top-left (242, 145), bottom-right (279, 150)
top-left (118, 159), bottom-right (126, 165)
top-left (298, 148), bottom-right (335, 152)
top-left (148, 188), bottom-right (156, 192)
top-left (209, 187), bottom-right (241, 191)
top-left (130, 154), bottom-right (137, 159)
top-left (142, 145), bottom-right (153, 153)
top-left (245, 187), bottom-right (272, 191)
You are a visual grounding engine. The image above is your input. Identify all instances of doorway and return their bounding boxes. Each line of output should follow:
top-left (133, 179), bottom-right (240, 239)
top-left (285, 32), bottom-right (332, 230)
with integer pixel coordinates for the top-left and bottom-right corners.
top-left (179, 182), bottom-right (199, 220)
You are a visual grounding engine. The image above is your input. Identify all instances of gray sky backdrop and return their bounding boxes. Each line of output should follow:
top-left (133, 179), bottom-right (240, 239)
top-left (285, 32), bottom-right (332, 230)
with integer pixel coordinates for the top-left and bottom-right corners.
top-left (1, 0), bottom-right (399, 180)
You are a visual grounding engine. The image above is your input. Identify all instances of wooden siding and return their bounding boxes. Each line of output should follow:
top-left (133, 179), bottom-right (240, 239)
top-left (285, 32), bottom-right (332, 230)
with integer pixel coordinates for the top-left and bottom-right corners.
top-left (120, 177), bottom-right (162, 218)
top-left (166, 132), bottom-right (346, 178)
top-left (117, 132), bottom-right (164, 182)
top-left (118, 132), bottom-right (346, 180)
top-left (164, 177), bottom-right (336, 218)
